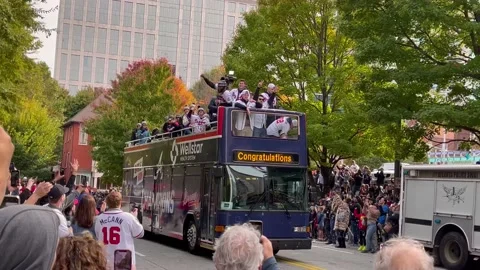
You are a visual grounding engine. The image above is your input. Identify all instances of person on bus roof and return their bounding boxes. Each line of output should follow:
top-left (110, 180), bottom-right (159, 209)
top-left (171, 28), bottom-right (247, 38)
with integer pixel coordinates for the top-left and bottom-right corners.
top-left (266, 116), bottom-right (298, 139)
top-left (181, 106), bottom-right (193, 135)
top-left (191, 108), bottom-right (210, 134)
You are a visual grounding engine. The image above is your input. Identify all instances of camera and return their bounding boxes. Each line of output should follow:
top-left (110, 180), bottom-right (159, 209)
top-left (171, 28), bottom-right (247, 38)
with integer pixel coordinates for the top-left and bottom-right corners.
top-left (224, 70), bottom-right (237, 86)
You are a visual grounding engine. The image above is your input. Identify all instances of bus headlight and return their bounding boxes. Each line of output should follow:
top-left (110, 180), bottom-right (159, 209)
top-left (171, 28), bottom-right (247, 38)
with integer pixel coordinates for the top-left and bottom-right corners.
top-left (293, 226), bottom-right (308, 232)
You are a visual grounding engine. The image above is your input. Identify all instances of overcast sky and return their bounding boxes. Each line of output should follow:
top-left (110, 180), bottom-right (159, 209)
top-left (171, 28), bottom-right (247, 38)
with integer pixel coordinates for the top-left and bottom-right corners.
top-left (28, 0), bottom-right (60, 74)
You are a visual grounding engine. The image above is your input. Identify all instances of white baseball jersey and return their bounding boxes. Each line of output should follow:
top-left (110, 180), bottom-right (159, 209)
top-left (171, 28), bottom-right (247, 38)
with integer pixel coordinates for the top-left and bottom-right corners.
top-left (95, 209), bottom-right (144, 269)
top-left (191, 114), bottom-right (210, 133)
top-left (267, 117), bottom-right (291, 137)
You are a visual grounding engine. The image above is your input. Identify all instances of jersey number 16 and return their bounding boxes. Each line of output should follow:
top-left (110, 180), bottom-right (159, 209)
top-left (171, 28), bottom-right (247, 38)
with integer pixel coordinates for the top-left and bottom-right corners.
top-left (102, 226), bottom-right (121, 245)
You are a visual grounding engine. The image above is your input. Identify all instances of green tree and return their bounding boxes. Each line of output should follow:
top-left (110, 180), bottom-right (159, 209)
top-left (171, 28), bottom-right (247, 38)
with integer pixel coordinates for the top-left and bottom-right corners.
top-left (337, 0), bottom-right (480, 153)
top-left (190, 66), bottom-right (225, 105)
top-left (86, 59), bottom-right (187, 185)
top-left (223, 0), bottom-right (386, 187)
top-left (6, 99), bottom-right (62, 176)
top-left (64, 87), bottom-right (102, 119)
top-left (0, 0), bottom-right (53, 123)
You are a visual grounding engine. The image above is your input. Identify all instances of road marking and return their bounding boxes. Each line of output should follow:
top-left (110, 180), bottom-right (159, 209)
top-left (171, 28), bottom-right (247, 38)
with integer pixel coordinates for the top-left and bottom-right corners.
top-left (276, 256), bottom-right (326, 270)
top-left (312, 245), bottom-right (354, 255)
top-left (135, 252), bottom-right (146, 257)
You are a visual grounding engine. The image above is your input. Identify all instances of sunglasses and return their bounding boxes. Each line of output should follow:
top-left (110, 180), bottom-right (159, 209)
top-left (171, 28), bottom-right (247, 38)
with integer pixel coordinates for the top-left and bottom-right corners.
top-left (259, 98), bottom-right (265, 101)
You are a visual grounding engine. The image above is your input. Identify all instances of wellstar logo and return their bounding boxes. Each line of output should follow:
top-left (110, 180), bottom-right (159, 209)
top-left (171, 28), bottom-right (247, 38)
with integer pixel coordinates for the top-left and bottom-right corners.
top-left (179, 142), bottom-right (204, 155)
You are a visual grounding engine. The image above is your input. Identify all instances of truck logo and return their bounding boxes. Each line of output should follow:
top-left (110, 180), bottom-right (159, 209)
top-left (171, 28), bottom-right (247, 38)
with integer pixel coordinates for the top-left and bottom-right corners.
top-left (442, 185), bottom-right (466, 205)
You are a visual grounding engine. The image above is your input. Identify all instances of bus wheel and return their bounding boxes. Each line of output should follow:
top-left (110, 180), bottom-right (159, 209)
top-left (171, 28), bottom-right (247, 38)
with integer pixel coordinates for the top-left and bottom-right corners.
top-left (273, 249), bottom-right (279, 255)
top-left (185, 219), bottom-right (200, 254)
top-left (439, 231), bottom-right (469, 270)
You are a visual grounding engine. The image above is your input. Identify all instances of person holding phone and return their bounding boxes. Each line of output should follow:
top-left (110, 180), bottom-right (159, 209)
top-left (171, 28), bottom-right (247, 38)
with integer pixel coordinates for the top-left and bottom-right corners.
top-left (95, 191), bottom-right (144, 270)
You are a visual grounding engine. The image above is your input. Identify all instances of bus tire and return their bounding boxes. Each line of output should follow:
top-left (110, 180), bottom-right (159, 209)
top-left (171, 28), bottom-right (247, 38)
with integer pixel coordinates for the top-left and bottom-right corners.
top-left (438, 231), bottom-right (469, 270)
top-left (185, 219), bottom-right (200, 254)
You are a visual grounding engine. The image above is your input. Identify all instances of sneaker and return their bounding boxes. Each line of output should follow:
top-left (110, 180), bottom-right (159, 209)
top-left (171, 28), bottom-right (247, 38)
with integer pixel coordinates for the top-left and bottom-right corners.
top-left (360, 249), bottom-right (369, 253)
top-left (357, 246), bottom-right (363, 251)
top-left (360, 246), bottom-right (366, 251)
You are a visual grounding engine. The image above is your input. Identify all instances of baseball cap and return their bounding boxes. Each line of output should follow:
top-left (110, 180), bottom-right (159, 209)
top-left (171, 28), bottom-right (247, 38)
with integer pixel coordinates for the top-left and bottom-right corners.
top-left (198, 107), bottom-right (205, 112)
top-left (48, 184), bottom-right (69, 200)
top-left (267, 83), bottom-right (275, 89)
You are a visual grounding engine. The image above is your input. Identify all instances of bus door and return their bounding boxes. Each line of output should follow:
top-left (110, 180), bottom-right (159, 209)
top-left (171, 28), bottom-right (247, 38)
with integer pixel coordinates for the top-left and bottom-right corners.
top-left (201, 168), bottom-right (219, 242)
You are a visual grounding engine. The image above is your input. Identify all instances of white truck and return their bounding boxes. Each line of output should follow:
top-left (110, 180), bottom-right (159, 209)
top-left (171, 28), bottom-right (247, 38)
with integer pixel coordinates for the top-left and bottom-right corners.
top-left (400, 165), bottom-right (480, 270)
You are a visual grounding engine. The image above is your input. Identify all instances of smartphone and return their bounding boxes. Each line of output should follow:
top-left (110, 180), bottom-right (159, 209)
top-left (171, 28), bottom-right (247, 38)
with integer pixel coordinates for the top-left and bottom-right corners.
top-left (10, 170), bottom-right (20, 187)
top-left (249, 221), bottom-right (263, 236)
top-left (60, 167), bottom-right (65, 175)
top-left (1, 195), bottom-right (20, 209)
top-left (114, 250), bottom-right (132, 270)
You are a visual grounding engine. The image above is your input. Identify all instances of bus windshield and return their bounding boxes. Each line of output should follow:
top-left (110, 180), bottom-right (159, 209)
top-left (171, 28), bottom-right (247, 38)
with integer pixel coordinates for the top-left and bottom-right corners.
top-left (226, 165), bottom-right (307, 211)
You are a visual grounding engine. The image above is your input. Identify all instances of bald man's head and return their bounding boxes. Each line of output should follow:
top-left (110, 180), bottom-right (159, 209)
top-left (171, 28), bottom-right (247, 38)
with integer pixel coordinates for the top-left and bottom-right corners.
top-left (374, 238), bottom-right (434, 270)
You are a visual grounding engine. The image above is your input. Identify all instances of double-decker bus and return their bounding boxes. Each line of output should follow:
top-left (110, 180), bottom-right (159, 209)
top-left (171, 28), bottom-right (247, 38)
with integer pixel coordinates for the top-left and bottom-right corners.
top-left (122, 106), bottom-right (311, 253)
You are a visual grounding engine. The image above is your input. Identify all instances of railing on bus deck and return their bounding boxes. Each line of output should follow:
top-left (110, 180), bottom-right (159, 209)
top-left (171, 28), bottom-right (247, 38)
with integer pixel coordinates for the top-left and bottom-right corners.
top-left (125, 121), bottom-right (218, 148)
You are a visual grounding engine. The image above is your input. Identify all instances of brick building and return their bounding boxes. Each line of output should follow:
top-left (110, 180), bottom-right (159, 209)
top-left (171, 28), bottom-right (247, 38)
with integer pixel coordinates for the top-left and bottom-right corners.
top-left (62, 94), bottom-right (112, 188)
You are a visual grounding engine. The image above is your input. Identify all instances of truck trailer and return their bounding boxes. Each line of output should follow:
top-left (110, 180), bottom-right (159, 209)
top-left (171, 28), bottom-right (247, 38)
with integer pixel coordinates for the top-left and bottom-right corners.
top-left (400, 165), bottom-right (480, 270)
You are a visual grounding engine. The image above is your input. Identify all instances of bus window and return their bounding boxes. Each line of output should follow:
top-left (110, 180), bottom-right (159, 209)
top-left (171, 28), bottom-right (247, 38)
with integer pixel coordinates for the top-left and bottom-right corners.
top-left (226, 165), bottom-right (307, 211)
top-left (231, 110), bottom-right (299, 140)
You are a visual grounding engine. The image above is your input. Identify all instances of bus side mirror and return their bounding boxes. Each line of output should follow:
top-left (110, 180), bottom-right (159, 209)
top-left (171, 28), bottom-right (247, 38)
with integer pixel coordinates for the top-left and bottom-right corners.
top-left (213, 167), bottom-right (223, 178)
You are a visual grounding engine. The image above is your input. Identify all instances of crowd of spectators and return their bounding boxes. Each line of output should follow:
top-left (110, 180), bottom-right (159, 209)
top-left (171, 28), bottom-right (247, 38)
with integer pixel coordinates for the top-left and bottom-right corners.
top-left (309, 162), bottom-right (401, 254)
top-left (0, 126), bottom-right (143, 270)
top-left (129, 75), bottom-right (300, 146)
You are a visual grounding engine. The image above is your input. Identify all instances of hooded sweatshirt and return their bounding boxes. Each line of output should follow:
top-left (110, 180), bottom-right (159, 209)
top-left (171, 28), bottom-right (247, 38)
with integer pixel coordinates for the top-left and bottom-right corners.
top-left (0, 205), bottom-right (60, 270)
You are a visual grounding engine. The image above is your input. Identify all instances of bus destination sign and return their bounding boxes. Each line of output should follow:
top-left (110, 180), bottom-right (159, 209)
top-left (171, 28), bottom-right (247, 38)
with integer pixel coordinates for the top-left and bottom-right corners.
top-left (233, 151), bottom-right (299, 164)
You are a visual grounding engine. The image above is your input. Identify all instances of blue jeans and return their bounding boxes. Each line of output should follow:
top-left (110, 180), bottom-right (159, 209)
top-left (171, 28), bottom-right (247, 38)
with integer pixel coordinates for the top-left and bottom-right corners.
top-left (350, 220), bottom-right (359, 245)
top-left (366, 223), bottom-right (377, 252)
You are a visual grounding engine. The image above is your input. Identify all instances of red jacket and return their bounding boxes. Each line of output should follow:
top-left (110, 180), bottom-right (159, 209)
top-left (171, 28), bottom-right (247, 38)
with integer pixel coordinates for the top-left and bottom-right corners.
top-left (354, 208), bottom-right (367, 231)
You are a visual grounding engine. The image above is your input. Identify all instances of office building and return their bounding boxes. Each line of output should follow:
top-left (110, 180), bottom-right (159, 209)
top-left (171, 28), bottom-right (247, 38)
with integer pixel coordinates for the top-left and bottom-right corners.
top-left (54, 0), bottom-right (257, 94)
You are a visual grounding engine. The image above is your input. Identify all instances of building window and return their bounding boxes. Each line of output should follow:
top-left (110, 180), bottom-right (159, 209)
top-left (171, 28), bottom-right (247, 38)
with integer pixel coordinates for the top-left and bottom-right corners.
top-left (145, 34), bottom-right (155, 58)
top-left (239, 3), bottom-right (247, 13)
top-left (133, 32), bottom-right (143, 58)
top-left (123, 2), bottom-right (133, 27)
top-left (64, 0), bottom-right (72, 20)
top-left (59, 54), bottom-right (68, 80)
top-left (73, 0), bottom-right (84, 21)
top-left (82, 56), bottom-right (92, 83)
top-left (79, 125), bottom-right (88, 145)
top-left (84, 26), bottom-right (95, 52)
top-left (108, 59), bottom-right (117, 81)
top-left (61, 23), bottom-right (70, 49)
top-left (135, 3), bottom-right (145, 29)
top-left (70, 55), bottom-right (80, 81)
top-left (121, 60), bottom-right (129, 71)
top-left (96, 28), bottom-right (107, 54)
top-left (147, 5), bottom-right (156, 30)
top-left (109, 29), bottom-right (119, 55)
top-left (86, 0), bottom-right (96, 22)
top-left (95, 57), bottom-right (105, 83)
top-left (99, 0), bottom-right (109, 24)
top-left (69, 85), bottom-right (78, 94)
top-left (71, 24), bottom-right (82, 51)
top-left (121, 31), bottom-right (131, 57)
top-left (228, 2), bottom-right (236, 12)
top-left (111, 0), bottom-right (121, 26)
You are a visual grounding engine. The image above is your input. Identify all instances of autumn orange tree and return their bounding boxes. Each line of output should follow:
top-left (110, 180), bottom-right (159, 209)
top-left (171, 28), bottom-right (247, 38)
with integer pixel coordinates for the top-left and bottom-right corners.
top-left (86, 59), bottom-right (194, 184)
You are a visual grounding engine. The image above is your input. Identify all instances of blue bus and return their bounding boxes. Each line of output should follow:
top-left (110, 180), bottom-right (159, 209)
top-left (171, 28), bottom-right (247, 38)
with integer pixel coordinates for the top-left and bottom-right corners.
top-left (122, 106), bottom-right (311, 253)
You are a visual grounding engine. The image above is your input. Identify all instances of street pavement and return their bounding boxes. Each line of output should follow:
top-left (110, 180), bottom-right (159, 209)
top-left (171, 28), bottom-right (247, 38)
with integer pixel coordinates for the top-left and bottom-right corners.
top-left (134, 235), bottom-right (478, 270)
top-left (135, 235), bottom-right (375, 270)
